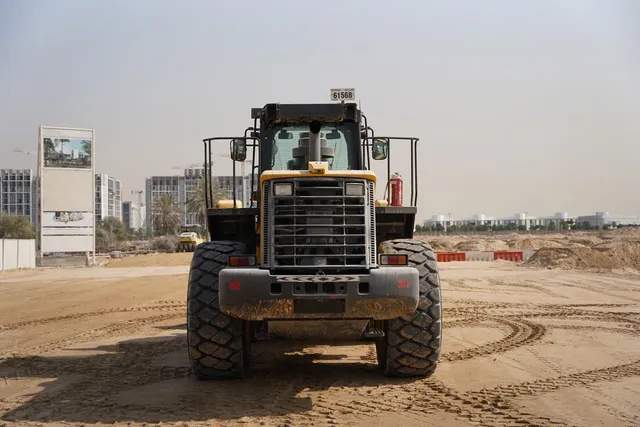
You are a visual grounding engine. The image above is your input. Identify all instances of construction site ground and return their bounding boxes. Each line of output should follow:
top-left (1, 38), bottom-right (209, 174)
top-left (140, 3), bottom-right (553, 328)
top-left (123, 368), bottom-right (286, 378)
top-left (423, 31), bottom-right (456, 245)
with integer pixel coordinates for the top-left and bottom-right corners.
top-left (1, 230), bottom-right (639, 426)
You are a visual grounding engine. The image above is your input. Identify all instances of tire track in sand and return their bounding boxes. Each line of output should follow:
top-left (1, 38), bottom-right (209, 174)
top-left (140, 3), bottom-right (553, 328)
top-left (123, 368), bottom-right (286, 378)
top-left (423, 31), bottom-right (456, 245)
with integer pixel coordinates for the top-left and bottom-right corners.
top-left (469, 359), bottom-right (640, 406)
top-left (0, 301), bottom-right (185, 331)
top-left (7, 312), bottom-right (186, 357)
top-left (443, 317), bottom-right (547, 362)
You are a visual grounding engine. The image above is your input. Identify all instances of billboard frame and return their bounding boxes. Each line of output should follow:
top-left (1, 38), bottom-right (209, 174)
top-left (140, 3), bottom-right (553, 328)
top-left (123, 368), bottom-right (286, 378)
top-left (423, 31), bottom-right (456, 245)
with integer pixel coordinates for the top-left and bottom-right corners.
top-left (37, 125), bottom-right (96, 264)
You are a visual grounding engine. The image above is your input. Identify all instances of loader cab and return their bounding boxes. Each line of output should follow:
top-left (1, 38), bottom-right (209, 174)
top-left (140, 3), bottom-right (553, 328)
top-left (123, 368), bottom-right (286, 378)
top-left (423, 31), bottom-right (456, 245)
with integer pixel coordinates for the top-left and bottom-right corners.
top-left (255, 103), bottom-right (365, 174)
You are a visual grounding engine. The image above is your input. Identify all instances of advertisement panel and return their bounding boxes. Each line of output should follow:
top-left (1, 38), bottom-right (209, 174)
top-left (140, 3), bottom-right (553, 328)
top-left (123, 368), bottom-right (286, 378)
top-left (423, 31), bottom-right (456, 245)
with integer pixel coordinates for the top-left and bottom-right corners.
top-left (37, 126), bottom-right (95, 255)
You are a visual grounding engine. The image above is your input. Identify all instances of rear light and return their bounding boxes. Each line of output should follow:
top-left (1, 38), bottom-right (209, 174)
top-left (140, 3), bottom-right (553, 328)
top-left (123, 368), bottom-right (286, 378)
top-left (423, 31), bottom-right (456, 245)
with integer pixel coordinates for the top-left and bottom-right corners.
top-left (379, 254), bottom-right (408, 266)
top-left (228, 255), bottom-right (256, 266)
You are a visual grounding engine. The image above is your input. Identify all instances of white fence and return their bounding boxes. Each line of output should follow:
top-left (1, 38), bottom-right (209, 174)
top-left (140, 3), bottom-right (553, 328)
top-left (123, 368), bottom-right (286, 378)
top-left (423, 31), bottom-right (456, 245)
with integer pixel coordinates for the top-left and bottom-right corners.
top-left (0, 239), bottom-right (36, 271)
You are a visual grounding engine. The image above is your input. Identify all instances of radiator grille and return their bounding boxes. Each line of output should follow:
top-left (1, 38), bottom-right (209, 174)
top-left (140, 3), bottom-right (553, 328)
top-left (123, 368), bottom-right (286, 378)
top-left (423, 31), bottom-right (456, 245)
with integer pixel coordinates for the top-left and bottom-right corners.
top-left (368, 181), bottom-right (376, 266)
top-left (261, 181), bottom-right (270, 265)
top-left (264, 178), bottom-right (374, 272)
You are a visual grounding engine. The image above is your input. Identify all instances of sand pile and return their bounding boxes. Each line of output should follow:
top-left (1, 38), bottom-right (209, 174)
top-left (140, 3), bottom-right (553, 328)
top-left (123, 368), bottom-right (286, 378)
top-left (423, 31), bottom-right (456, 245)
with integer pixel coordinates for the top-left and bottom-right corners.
top-left (454, 239), bottom-right (508, 251)
top-left (429, 240), bottom-right (455, 251)
top-left (507, 238), bottom-right (564, 250)
top-left (525, 241), bottom-right (640, 270)
top-left (566, 236), bottom-right (604, 247)
top-left (598, 241), bottom-right (640, 268)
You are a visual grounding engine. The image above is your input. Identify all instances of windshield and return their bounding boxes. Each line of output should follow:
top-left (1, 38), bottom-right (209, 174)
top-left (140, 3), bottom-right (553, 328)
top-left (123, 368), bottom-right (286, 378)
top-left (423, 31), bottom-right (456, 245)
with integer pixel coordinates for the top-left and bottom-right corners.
top-left (268, 124), bottom-right (356, 171)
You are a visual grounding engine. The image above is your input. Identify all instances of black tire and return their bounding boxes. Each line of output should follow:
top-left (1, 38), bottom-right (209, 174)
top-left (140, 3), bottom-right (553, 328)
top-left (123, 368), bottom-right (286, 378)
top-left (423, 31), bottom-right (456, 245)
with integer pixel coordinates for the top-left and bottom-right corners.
top-left (186, 240), bottom-right (250, 380)
top-left (375, 239), bottom-right (443, 377)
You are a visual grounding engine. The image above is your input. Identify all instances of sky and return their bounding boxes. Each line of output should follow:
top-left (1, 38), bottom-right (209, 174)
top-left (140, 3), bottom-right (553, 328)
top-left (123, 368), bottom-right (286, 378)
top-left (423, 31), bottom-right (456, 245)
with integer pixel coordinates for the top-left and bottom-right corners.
top-left (0, 0), bottom-right (638, 221)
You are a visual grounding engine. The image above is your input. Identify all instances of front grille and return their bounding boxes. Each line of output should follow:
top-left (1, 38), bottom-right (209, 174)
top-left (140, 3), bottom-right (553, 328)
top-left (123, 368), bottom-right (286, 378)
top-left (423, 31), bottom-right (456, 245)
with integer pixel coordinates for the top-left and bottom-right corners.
top-left (265, 178), bottom-right (374, 271)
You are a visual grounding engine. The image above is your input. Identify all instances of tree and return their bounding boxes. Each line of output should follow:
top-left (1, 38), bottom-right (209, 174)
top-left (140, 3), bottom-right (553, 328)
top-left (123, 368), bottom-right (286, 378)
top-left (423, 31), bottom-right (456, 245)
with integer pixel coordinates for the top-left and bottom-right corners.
top-left (95, 217), bottom-right (128, 250)
top-left (43, 138), bottom-right (55, 155)
top-left (154, 194), bottom-right (181, 235)
top-left (186, 177), bottom-right (228, 227)
top-left (81, 139), bottom-right (92, 158)
top-left (0, 215), bottom-right (35, 239)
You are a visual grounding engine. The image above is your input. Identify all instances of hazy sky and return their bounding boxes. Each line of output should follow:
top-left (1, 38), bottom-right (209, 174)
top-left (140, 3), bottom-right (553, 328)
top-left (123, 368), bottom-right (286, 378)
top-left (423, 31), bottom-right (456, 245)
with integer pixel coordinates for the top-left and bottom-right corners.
top-left (1, 0), bottom-right (638, 221)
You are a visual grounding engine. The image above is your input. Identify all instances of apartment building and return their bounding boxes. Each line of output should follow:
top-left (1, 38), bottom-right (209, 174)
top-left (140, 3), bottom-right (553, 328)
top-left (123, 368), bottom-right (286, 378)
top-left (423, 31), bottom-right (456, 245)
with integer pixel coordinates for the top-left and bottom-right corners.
top-left (95, 174), bottom-right (122, 223)
top-left (122, 201), bottom-right (146, 232)
top-left (0, 169), bottom-right (36, 224)
top-left (145, 169), bottom-right (250, 230)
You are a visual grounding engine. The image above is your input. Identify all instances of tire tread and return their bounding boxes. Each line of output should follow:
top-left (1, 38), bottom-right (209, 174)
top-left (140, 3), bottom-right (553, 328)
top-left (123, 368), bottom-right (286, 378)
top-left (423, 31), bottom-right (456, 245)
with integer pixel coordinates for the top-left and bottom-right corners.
top-left (376, 239), bottom-right (443, 377)
top-left (187, 240), bottom-right (246, 380)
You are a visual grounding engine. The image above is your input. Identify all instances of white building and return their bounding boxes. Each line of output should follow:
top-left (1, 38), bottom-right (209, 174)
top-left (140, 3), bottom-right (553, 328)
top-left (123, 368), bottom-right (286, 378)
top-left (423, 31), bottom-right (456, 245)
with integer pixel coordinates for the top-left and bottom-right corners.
top-left (422, 210), bottom-right (639, 231)
top-left (0, 169), bottom-right (36, 225)
top-left (122, 201), bottom-right (146, 232)
top-left (146, 169), bottom-right (249, 230)
top-left (576, 212), bottom-right (640, 228)
top-left (95, 174), bottom-right (122, 223)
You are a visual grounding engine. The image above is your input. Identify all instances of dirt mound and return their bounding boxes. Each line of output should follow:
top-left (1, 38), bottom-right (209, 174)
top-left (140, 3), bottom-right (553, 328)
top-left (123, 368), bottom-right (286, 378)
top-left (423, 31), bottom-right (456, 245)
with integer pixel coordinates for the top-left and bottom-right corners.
top-left (565, 236), bottom-right (604, 247)
top-left (429, 240), bottom-right (455, 251)
top-left (507, 238), bottom-right (564, 250)
top-left (106, 252), bottom-right (193, 268)
top-left (525, 241), bottom-right (640, 270)
top-left (598, 241), bottom-right (640, 267)
top-left (454, 239), bottom-right (508, 252)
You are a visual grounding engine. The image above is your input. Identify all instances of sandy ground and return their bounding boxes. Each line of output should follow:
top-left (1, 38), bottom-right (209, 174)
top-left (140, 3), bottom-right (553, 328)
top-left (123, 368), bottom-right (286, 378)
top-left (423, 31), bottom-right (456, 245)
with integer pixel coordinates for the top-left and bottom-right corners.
top-left (1, 243), bottom-right (640, 426)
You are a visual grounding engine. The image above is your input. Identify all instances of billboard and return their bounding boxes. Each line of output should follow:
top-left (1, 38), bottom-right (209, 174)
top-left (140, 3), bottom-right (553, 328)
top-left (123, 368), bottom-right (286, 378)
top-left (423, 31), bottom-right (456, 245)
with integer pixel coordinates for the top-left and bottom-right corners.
top-left (37, 126), bottom-right (95, 255)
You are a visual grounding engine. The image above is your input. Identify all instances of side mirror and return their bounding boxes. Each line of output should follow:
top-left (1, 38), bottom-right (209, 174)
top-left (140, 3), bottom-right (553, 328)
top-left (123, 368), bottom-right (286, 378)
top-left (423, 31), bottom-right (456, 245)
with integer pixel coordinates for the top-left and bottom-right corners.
top-left (231, 139), bottom-right (247, 161)
top-left (372, 138), bottom-right (388, 160)
top-left (326, 129), bottom-right (341, 140)
top-left (278, 129), bottom-right (293, 139)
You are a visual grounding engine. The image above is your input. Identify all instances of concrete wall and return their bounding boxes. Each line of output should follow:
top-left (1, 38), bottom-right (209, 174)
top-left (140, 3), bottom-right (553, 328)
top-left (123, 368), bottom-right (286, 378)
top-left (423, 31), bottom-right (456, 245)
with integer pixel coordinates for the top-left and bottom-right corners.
top-left (0, 239), bottom-right (36, 271)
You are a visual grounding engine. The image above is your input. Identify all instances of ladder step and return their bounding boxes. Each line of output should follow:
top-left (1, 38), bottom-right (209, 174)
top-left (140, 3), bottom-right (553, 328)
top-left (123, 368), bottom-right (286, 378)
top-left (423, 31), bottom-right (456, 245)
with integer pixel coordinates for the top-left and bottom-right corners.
top-left (362, 329), bottom-right (385, 339)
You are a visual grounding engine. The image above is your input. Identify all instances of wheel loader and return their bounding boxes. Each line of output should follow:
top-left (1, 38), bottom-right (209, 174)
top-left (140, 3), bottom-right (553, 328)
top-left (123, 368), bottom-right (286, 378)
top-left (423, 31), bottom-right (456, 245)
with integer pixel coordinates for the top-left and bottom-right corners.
top-left (186, 98), bottom-right (442, 380)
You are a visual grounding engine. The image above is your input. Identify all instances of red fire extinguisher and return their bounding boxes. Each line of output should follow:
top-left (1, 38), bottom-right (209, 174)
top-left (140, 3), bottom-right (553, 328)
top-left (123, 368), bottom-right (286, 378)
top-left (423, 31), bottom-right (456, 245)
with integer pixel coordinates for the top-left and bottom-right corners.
top-left (389, 172), bottom-right (403, 207)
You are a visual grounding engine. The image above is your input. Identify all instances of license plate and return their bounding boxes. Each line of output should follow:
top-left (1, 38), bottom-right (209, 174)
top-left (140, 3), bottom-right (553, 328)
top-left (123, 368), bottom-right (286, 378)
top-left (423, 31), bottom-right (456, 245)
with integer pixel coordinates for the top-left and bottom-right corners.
top-left (330, 88), bottom-right (356, 101)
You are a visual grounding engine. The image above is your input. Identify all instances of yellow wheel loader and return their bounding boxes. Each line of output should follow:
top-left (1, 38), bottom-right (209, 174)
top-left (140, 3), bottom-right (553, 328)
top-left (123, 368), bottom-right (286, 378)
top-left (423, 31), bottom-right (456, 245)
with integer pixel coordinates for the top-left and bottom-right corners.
top-left (186, 98), bottom-right (442, 380)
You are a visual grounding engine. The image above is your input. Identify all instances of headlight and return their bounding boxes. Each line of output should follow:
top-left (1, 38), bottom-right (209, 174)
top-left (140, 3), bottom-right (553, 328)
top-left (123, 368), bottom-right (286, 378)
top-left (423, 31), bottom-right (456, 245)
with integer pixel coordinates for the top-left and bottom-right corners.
top-left (345, 182), bottom-right (365, 196)
top-left (274, 183), bottom-right (293, 196)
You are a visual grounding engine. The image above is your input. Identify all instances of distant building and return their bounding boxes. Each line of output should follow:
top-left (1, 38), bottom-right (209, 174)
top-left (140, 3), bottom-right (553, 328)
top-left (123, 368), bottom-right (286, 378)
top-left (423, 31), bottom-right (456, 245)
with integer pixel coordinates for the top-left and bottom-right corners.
top-left (184, 168), bottom-right (205, 225)
top-left (146, 169), bottom-right (249, 231)
top-left (213, 174), bottom-right (248, 205)
top-left (122, 201), bottom-right (146, 232)
top-left (0, 169), bottom-right (36, 224)
top-left (145, 175), bottom-right (182, 232)
top-left (576, 212), bottom-right (640, 228)
top-left (95, 174), bottom-right (122, 223)
top-left (422, 210), bottom-right (639, 231)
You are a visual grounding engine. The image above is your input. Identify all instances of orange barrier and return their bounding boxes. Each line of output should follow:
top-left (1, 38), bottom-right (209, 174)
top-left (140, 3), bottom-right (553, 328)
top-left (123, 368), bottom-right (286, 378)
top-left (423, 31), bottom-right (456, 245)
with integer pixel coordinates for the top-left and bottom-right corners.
top-left (493, 251), bottom-right (524, 261)
top-left (437, 252), bottom-right (467, 262)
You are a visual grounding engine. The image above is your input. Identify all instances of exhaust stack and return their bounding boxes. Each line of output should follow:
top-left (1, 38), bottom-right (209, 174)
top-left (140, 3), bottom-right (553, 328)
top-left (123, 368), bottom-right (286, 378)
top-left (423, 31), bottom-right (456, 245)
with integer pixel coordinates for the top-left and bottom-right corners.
top-left (308, 120), bottom-right (322, 162)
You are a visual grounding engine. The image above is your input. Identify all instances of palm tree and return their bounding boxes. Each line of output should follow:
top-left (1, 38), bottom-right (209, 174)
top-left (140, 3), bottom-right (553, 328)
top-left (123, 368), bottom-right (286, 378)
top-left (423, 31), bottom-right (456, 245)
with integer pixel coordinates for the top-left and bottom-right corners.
top-left (186, 177), bottom-right (228, 227)
top-left (154, 194), bottom-right (181, 235)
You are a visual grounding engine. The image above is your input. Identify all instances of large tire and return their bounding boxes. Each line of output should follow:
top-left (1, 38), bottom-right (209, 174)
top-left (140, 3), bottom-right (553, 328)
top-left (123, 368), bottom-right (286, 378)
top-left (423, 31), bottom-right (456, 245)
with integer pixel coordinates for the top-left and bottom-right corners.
top-left (375, 239), bottom-right (443, 377)
top-left (186, 240), bottom-right (249, 380)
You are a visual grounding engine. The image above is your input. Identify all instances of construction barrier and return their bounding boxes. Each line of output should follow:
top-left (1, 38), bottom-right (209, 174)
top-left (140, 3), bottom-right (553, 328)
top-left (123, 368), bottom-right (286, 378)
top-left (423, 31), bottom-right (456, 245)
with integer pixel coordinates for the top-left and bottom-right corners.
top-left (436, 252), bottom-right (467, 262)
top-left (493, 251), bottom-right (524, 262)
top-left (0, 239), bottom-right (36, 271)
top-left (465, 251), bottom-right (496, 261)
top-left (435, 250), bottom-right (536, 263)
